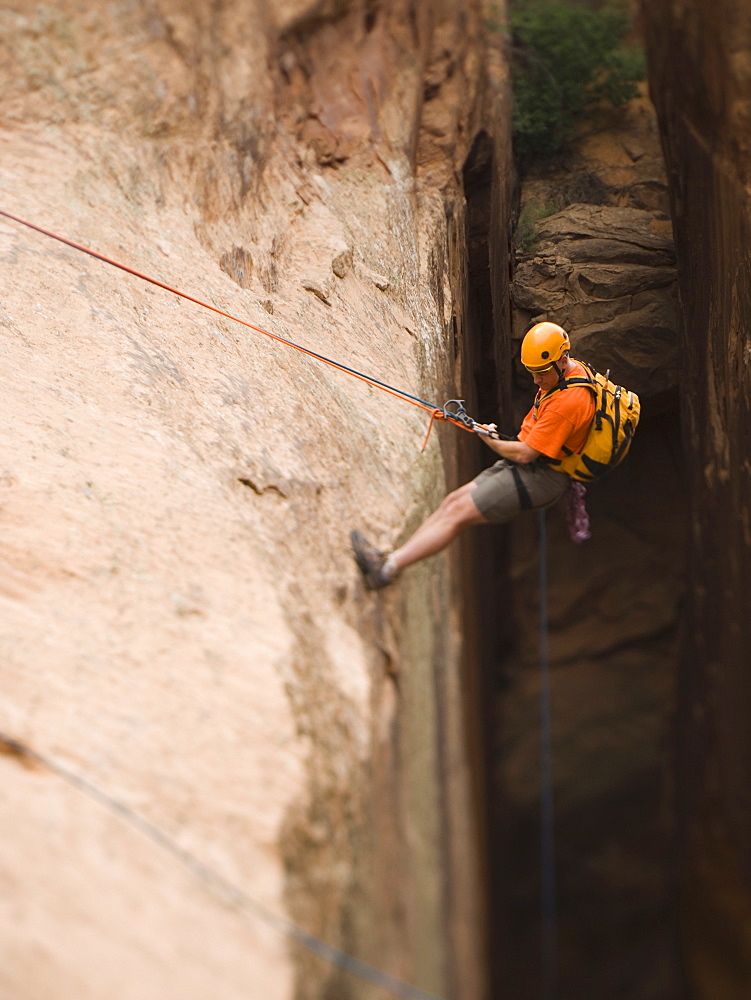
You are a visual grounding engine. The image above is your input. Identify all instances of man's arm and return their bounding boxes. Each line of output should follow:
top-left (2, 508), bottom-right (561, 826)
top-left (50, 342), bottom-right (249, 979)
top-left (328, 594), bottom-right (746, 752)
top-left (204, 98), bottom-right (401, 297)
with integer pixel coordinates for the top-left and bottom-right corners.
top-left (479, 425), bottom-right (541, 464)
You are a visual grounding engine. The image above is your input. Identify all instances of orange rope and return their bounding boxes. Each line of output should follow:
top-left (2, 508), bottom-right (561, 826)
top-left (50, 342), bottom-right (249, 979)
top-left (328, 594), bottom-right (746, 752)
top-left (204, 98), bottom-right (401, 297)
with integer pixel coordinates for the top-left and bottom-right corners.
top-left (0, 208), bottom-right (481, 445)
top-left (420, 409), bottom-right (440, 452)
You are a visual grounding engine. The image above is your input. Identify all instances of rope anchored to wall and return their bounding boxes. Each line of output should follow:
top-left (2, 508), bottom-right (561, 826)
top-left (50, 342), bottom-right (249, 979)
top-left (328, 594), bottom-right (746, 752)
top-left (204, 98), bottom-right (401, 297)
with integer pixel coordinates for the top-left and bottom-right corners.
top-left (0, 208), bottom-right (497, 451)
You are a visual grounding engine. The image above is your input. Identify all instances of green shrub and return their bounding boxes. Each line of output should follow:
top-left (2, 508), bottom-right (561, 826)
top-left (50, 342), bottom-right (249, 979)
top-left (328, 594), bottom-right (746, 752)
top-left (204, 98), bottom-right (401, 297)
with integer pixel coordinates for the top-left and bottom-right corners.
top-left (509, 0), bottom-right (645, 168)
top-left (512, 200), bottom-right (558, 255)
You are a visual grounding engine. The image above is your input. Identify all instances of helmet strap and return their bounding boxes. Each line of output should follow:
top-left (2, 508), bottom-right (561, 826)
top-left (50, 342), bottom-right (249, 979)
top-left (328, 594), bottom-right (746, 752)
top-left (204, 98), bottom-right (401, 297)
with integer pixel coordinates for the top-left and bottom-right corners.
top-left (553, 352), bottom-right (570, 381)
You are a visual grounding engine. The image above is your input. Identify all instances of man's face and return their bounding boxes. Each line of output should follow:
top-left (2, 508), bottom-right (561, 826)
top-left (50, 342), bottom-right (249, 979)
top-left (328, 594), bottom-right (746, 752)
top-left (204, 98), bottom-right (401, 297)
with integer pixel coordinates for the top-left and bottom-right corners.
top-left (530, 365), bottom-right (562, 392)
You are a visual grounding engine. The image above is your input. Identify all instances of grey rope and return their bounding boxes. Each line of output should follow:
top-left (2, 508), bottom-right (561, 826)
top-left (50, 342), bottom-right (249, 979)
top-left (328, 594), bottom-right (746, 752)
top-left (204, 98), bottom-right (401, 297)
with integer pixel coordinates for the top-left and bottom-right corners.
top-left (538, 511), bottom-right (558, 999)
top-left (0, 734), bottom-right (445, 1000)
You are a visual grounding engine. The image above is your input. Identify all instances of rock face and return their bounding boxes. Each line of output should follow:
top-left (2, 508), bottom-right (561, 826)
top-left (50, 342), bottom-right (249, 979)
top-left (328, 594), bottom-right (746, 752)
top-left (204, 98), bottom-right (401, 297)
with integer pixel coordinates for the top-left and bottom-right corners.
top-left (496, 89), bottom-right (687, 999)
top-left (640, 3), bottom-right (751, 998)
top-left (511, 87), bottom-right (680, 399)
top-left (0, 3), bottom-right (512, 998)
top-left (513, 203), bottom-right (678, 396)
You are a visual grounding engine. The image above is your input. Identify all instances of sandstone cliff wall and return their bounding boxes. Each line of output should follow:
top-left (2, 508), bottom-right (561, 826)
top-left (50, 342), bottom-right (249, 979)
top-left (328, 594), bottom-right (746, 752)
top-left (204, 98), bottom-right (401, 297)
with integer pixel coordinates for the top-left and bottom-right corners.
top-left (0, 3), bottom-right (512, 997)
top-left (640, 3), bottom-right (751, 997)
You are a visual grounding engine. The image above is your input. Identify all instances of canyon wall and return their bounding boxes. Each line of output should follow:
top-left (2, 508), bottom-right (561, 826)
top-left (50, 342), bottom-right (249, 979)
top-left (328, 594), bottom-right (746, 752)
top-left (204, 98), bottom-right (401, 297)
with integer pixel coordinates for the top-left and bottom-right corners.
top-left (640, 3), bottom-right (751, 997)
top-left (492, 86), bottom-right (686, 999)
top-left (0, 3), bottom-right (512, 998)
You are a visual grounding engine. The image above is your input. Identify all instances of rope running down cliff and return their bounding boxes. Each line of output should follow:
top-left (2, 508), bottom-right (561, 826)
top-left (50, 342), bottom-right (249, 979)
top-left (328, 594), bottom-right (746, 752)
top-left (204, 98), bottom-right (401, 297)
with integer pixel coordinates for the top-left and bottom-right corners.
top-left (0, 733), bottom-right (444, 1000)
top-left (0, 208), bottom-right (496, 450)
top-left (538, 512), bottom-right (559, 1000)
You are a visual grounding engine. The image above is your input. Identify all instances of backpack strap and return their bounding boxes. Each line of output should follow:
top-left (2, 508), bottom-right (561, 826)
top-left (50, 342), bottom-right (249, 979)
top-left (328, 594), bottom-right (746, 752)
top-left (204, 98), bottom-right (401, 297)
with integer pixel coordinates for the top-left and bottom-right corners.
top-left (534, 375), bottom-right (597, 413)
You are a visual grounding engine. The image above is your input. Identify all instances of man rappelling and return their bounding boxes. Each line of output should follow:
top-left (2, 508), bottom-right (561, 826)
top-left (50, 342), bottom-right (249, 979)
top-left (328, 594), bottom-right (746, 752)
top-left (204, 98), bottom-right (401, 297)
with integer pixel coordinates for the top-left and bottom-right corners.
top-left (351, 321), bottom-right (632, 590)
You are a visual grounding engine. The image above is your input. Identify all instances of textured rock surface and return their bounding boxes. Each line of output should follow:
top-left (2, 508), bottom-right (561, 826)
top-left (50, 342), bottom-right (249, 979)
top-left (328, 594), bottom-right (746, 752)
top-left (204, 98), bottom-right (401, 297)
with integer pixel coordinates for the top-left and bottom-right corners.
top-left (495, 87), bottom-right (687, 999)
top-left (640, 3), bottom-right (751, 998)
top-left (0, 2), bottom-right (512, 998)
top-left (513, 203), bottom-right (677, 396)
top-left (511, 89), bottom-right (680, 399)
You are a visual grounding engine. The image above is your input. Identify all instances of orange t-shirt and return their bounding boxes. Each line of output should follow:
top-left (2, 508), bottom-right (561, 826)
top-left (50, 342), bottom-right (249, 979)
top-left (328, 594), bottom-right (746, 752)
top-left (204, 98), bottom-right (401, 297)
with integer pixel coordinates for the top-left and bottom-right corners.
top-left (518, 359), bottom-right (596, 461)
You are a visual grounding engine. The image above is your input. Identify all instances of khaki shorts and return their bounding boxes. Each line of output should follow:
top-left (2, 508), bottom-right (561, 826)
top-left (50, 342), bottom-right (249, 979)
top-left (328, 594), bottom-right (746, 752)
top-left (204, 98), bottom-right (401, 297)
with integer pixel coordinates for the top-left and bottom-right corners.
top-left (471, 459), bottom-right (568, 524)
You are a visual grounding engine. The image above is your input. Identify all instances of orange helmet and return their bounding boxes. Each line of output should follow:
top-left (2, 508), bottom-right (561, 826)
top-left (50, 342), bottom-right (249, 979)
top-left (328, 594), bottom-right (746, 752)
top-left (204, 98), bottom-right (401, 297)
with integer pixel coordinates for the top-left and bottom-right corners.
top-left (520, 321), bottom-right (571, 372)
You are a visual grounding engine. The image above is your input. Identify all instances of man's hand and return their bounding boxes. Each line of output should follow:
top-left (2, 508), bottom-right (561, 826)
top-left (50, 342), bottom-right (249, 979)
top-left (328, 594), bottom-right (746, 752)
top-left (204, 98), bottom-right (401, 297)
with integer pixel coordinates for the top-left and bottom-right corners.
top-left (479, 426), bottom-right (541, 464)
top-left (478, 422), bottom-right (499, 438)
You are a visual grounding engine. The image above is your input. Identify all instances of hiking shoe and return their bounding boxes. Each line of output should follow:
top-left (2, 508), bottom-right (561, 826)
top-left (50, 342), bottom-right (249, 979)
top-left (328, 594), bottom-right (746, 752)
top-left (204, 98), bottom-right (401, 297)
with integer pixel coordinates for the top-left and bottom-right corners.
top-left (350, 530), bottom-right (393, 590)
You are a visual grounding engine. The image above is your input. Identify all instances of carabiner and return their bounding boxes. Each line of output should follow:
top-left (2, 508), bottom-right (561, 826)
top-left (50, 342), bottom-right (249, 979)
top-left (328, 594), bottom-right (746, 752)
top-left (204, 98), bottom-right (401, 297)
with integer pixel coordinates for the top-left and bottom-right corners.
top-left (441, 399), bottom-right (475, 429)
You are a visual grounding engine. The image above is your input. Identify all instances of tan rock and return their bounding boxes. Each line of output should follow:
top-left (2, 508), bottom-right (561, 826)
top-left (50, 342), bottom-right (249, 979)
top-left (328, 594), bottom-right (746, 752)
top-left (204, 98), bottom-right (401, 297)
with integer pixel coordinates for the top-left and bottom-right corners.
top-left (513, 205), bottom-right (679, 395)
top-left (331, 247), bottom-right (353, 278)
top-left (220, 246), bottom-right (254, 289)
top-left (0, 2), bottom-right (507, 999)
top-left (641, 4), bottom-right (751, 995)
top-left (301, 278), bottom-right (332, 304)
top-left (357, 264), bottom-right (390, 291)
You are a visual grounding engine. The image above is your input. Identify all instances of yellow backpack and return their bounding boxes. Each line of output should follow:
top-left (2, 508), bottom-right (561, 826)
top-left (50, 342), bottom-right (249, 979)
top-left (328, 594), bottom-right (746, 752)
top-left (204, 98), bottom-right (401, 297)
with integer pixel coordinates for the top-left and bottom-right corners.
top-left (540, 362), bottom-right (641, 482)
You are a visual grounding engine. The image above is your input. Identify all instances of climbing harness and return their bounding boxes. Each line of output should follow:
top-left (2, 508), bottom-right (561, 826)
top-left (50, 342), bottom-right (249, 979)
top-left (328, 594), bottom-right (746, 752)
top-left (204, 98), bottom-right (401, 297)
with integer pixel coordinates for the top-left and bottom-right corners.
top-left (0, 208), bottom-right (496, 454)
top-left (511, 464), bottom-right (534, 511)
top-left (538, 511), bottom-right (558, 1000)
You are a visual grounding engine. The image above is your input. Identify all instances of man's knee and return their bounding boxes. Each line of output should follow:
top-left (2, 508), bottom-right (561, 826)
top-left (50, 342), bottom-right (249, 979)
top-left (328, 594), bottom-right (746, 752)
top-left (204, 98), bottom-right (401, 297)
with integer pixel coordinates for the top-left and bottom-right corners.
top-left (441, 483), bottom-right (484, 525)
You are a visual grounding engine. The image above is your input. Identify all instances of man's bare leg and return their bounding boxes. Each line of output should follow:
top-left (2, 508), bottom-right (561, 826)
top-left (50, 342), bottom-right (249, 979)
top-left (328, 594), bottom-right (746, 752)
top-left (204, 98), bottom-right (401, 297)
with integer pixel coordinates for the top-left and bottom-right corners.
top-left (351, 482), bottom-right (487, 589)
top-left (389, 481), bottom-right (487, 572)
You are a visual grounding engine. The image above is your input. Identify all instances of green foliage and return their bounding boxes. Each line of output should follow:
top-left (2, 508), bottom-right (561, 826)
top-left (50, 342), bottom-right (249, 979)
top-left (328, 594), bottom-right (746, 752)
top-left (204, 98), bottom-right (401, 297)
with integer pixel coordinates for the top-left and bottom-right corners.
top-left (512, 200), bottom-right (558, 255)
top-left (510, 0), bottom-right (645, 168)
